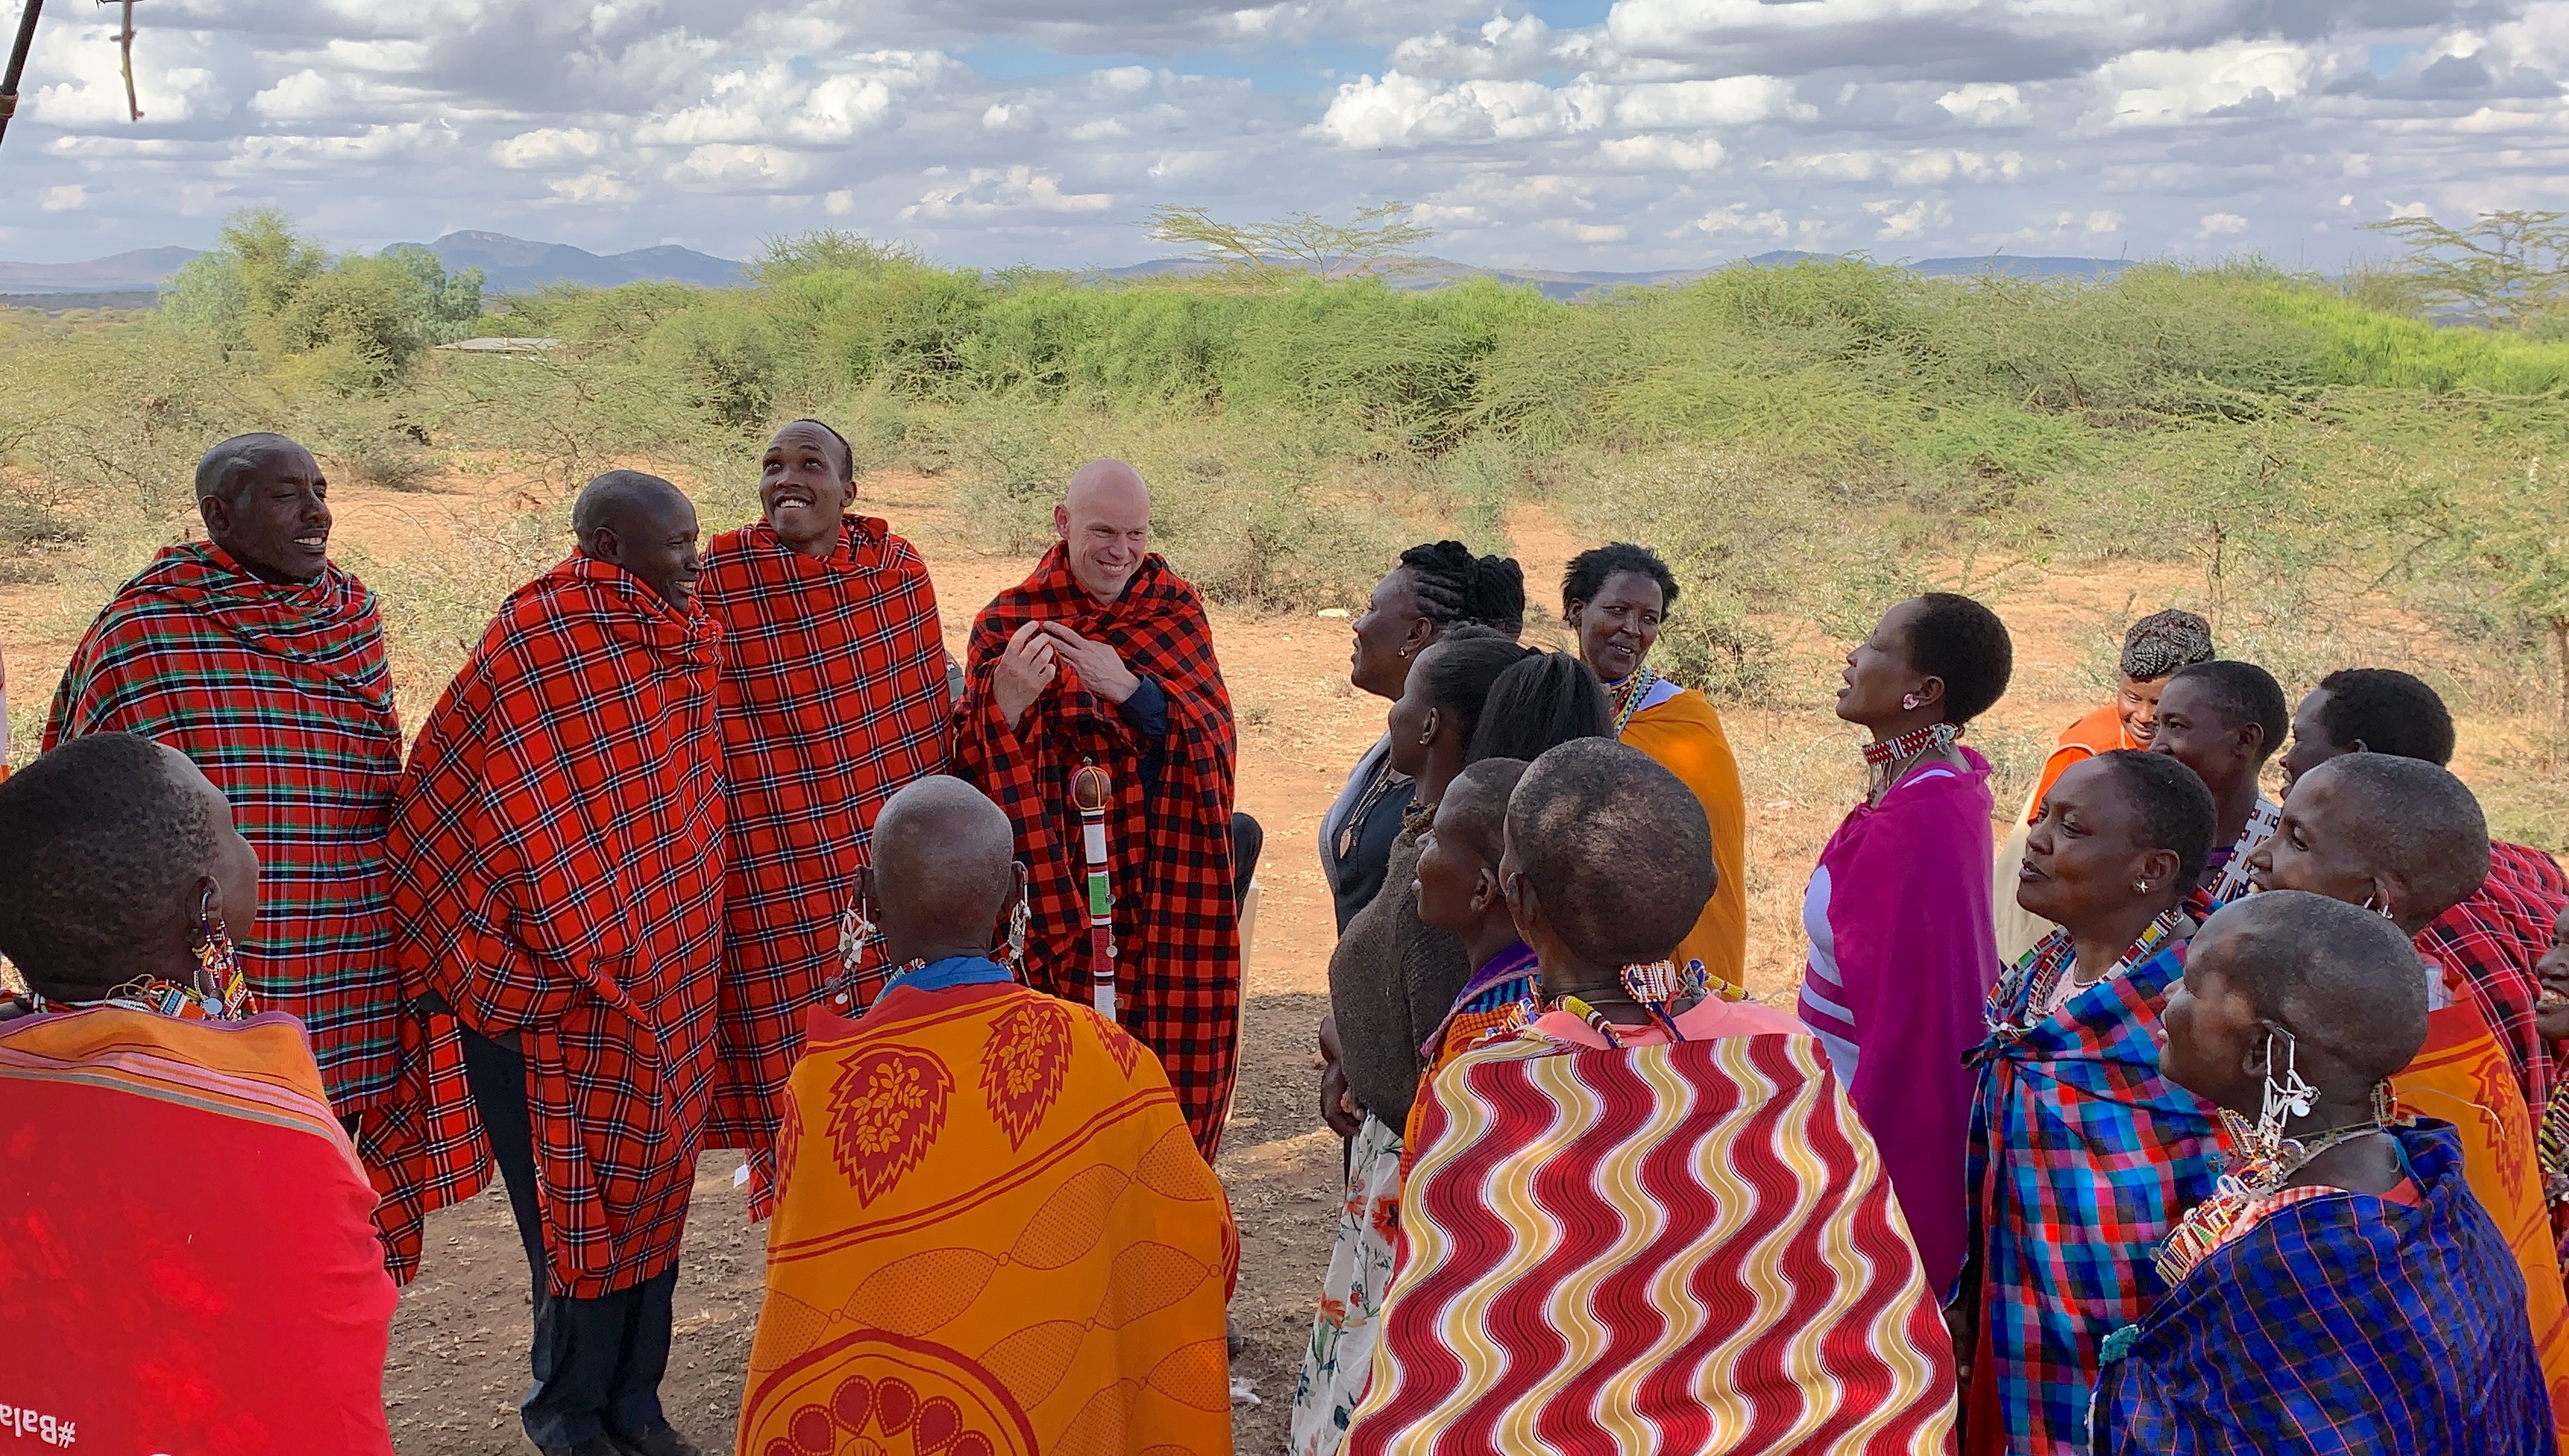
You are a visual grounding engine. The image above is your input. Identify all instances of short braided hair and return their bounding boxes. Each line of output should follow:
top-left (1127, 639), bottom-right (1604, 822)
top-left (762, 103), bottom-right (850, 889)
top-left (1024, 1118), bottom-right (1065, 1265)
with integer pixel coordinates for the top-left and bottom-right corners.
top-left (2121, 609), bottom-right (2215, 681)
top-left (1398, 541), bottom-right (1526, 636)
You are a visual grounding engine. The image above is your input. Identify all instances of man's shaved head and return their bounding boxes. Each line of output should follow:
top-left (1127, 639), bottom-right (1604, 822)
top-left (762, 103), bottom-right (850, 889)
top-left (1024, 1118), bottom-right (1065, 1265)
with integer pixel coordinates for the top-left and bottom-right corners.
top-left (1504, 738), bottom-right (1712, 967)
top-left (573, 470), bottom-right (702, 609)
top-left (1055, 458), bottom-right (1152, 604)
top-left (194, 432), bottom-right (307, 503)
top-left (2199, 890), bottom-right (2429, 1085)
top-left (872, 776), bottom-right (1017, 950)
top-left (193, 432), bottom-right (332, 584)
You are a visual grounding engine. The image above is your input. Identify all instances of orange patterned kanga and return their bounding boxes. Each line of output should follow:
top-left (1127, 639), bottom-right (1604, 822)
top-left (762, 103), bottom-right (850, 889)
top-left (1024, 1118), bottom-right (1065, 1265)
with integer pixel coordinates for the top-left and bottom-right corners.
top-left (741, 973), bottom-right (1239, 1456)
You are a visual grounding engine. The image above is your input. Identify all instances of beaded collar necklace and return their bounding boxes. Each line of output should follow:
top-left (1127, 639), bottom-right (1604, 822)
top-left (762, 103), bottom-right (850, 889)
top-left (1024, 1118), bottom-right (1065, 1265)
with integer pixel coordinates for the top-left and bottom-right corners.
top-left (1608, 668), bottom-right (1662, 739)
top-left (1989, 909), bottom-right (2185, 1039)
top-left (2156, 1112), bottom-right (2388, 1285)
top-left (1862, 722), bottom-right (1958, 803)
top-left (24, 971), bottom-right (256, 1024)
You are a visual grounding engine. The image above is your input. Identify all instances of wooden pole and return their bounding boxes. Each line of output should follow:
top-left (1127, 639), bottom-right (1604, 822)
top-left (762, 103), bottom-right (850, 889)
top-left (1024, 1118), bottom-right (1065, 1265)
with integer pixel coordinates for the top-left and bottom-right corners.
top-left (0, 0), bottom-right (45, 149)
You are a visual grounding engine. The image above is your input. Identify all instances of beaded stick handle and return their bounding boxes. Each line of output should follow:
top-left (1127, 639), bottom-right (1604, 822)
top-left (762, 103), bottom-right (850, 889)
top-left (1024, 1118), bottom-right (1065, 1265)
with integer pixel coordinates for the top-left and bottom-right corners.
top-left (1071, 759), bottom-right (1118, 1020)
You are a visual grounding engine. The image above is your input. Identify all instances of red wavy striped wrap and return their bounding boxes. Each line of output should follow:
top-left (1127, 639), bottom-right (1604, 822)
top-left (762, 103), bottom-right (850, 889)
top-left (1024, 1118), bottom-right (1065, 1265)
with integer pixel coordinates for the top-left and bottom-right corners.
top-left (1347, 1027), bottom-right (1958, 1455)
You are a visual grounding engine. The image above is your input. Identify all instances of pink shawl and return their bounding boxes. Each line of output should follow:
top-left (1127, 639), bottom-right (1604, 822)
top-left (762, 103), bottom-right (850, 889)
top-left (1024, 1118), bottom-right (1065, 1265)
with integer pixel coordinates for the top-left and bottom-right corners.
top-left (1797, 747), bottom-right (2001, 1297)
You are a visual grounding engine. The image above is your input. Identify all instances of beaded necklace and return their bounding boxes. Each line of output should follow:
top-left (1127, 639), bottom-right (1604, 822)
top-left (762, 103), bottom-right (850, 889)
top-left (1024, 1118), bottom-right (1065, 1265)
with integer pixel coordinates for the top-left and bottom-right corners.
top-left (1608, 668), bottom-right (1663, 739)
top-left (1989, 910), bottom-right (2185, 1039)
top-left (2156, 1112), bottom-right (2387, 1284)
top-left (1862, 721), bottom-right (1958, 803)
top-left (1556, 990), bottom-right (1685, 1046)
top-left (24, 970), bottom-right (257, 1024)
top-left (827, 958), bottom-right (930, 1015)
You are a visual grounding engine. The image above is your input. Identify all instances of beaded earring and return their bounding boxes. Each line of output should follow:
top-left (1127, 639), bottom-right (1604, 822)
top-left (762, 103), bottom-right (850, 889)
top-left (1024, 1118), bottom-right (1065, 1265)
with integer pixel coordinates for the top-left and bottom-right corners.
top-left (1006, 891), bottom-right (1031, 973)
top-left (191, 884), bottom-right (252, 1020)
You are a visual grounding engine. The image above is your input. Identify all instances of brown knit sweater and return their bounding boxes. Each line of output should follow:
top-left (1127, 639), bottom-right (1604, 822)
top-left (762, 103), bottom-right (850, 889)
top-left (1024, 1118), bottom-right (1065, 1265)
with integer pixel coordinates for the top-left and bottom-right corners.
top-left (1326, 828), bottom-right (1474, 1129)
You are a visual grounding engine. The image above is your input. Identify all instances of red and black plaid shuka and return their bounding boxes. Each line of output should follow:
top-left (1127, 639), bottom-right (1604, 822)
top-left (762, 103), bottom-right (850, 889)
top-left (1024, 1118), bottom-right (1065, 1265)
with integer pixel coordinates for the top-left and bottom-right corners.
top-left (2419, 838), bottom-right (2569, 1113)
top-left (386, 555), bottom-right (727, 1299)
top-left (950, 543), bottom-right (1241, 1159)
top-left (44, 541), bottom-right (486, 1281)
top-left (696, 515), bottom-right (946, 1218)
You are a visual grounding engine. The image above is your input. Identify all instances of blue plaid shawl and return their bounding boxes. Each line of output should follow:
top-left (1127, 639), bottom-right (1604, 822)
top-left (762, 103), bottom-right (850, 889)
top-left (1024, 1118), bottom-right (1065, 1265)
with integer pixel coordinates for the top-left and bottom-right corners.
top-left (1965, 931), bottom-right (2228, 1456)
top-left (2093, 1122), bottom-right (2555, 1456)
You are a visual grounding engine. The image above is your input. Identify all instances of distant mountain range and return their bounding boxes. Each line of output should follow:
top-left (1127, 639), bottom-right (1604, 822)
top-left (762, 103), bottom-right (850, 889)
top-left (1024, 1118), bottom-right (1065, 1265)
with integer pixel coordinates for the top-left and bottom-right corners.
top-left (0, 234), bottom-right (2130, 302)
top-left (1108, 251), bottom-right (2130, 298)
top-left (0, 232), bottom-right (747, 295)
top-left (400, 231), bottom-right (747, 291)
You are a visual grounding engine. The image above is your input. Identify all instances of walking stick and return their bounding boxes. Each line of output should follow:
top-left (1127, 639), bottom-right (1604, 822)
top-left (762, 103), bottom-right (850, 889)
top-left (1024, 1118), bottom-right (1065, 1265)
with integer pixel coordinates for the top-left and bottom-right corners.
top-left (1071, 759), bottom-right (1117, 1020)
top-left (0, 0), bottom-right (46, 150)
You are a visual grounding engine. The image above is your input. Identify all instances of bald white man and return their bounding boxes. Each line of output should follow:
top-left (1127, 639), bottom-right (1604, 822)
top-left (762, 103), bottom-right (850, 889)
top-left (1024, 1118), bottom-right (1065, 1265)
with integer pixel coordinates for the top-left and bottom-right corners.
top-left (948, 459), bottom-right (1247, 1160)
top-left (45, 430), bottom-right (486, 1282)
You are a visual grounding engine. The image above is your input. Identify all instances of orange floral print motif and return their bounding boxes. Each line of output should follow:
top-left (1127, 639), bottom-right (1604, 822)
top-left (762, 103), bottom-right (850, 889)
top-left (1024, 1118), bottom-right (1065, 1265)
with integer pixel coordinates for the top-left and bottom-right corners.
top-left (827, 1045), bottom-right (953, 1206)
top-left (981, 999), bottom-right (1074, 1152)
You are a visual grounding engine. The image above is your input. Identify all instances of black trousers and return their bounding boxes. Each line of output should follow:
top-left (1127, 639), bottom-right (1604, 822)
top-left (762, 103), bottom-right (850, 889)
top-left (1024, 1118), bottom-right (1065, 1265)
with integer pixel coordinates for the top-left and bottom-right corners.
top-left (461, 1028), bottom-right (674, 1448)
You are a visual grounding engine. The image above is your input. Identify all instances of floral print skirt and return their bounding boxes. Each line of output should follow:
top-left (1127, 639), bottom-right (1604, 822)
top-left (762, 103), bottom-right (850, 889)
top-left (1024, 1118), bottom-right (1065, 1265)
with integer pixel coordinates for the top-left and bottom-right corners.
top-left (1288, 1112), bottom-right (1404, 1456)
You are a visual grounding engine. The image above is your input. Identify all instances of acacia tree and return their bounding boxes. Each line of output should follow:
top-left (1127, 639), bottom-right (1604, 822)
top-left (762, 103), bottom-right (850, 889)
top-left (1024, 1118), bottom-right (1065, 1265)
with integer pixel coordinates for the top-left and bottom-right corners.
top-left (1144, 201), bottom-right (1433, 284)
top-left (2363, 210), bottom-right (2569, 330)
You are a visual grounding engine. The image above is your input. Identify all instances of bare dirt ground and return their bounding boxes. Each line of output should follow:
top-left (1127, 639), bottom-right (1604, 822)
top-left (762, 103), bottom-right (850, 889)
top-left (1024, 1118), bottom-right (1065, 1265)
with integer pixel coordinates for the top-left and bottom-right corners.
top-left (0, 463), bottom-right (2520, 1454)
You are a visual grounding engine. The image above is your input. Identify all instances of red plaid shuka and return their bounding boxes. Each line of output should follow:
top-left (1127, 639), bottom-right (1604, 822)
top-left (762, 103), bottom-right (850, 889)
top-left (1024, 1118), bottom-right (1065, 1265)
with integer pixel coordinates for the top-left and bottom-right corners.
top-left (386, 555), bottom-right (727, 1299)
top-left (948, 544), bottom-right (1240, 1159)
top-left (45, 542), bottom-right (486, 1282)
top-left (2418, 839), bottom-right (2569, 1115)
top-left (696, 516), bottom-right (946, 1218)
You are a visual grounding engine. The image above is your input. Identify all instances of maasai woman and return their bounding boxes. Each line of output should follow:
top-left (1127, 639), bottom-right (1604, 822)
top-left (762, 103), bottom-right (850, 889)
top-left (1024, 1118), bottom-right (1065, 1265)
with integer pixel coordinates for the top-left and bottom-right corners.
top-left (1957, 748), bottom-right (2224, 1456)
top-left (1317, 545), bottom-right (1523, 1171)
top-left (2247, 752), bottom-right (2569, 1429)
top-left (2095, 891), bottom-right (2553, 1455)
top-left (2537, 908), bottom-right (2569, 1269)
top-left (1800, 593), bottom-right (2013, 1297)
top-left (1563, 543), bottom-right (1749, 995)
top-left (2281, 666), bottom-right (2565, 1110)
top-left (1293, 637), bottom-right (1608, 1456)
top-left (1992, 609), bottom-right (2214, 964)
top-left (1406, 756), bottom-right (1536, 1157)
top-left (1326, 542), bottom-right (1525, 932)
top-left (742, 776), bottom-right (1232, 1456)
top-left (0, 734), bottom-right (396, 1453)
top-left (1344, 740), bottom-right (1956, 1454)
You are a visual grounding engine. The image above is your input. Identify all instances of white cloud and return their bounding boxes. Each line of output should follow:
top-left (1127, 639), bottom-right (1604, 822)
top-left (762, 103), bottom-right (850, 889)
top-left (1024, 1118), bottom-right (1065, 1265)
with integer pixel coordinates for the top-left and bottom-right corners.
top-left (669, 143), bottom-right (810, 190)
top-left (2098, 42), bottom-right (2311, 129)
top-left (1596, 134), bottom-right (1726, 170)
top-left (2197, 211), bottom-right (2250, 236)
top-left (900, 166), bottom-right (1112, 220)
top-left (1938, 83), bottom-right (2029, 127)
top-left (492, 127), bottom-right (607, 169)
top-left (1866, 197), bottom-right (1953, 240)
top-left (39, 185), bottom-right (89, 212)
top-left (0, 0), bottom-right (2561, 273)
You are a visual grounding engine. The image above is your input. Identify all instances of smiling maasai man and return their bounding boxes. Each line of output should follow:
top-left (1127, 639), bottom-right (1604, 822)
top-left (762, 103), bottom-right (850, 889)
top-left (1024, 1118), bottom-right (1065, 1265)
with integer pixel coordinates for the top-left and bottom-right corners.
top-left (44, 431), bottom-right (486, 1281)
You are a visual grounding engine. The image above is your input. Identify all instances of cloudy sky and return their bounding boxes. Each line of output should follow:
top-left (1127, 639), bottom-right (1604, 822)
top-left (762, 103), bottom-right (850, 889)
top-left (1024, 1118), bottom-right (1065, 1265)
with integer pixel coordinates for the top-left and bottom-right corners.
top-left (4, 0), bottom-right (2564, 271)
